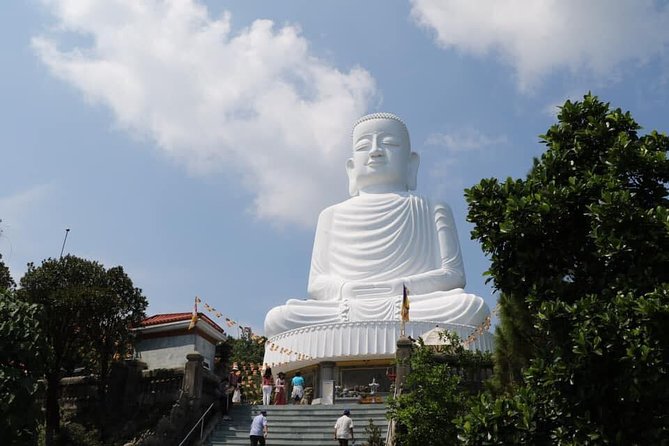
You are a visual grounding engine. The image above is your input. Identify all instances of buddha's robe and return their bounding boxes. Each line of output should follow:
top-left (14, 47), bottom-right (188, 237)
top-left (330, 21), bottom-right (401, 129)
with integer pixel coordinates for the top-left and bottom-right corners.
top-left (264, 193), bottom-right (489, 337)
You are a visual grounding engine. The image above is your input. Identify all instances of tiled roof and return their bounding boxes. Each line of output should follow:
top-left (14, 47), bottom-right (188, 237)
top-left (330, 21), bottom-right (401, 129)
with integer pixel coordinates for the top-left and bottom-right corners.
top-left (140, 312), bottom-right (226, 334)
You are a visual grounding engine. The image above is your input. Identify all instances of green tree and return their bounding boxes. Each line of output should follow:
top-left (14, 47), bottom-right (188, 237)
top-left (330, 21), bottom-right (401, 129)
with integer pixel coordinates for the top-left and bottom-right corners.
top-left (82, 265), bottom-right (147, 402)
top-left (489, 292), bottom-right (534, 389)
top-left (18, 255), bottom-right (147, 445)
top-left (0, 253), bottom-right (15, 291)
top-left (0, 290), bottom-right (44, 445)
top-left (362, 418), bottom-right (385, 446)
top-left (461, 94), bottom-right (669, 444)
top-left (221, 334), bottom-right (267, 403)
top-left (228, 334), bottom-right (266, 366)
top-left (387, 332), bottom-right (489, 446)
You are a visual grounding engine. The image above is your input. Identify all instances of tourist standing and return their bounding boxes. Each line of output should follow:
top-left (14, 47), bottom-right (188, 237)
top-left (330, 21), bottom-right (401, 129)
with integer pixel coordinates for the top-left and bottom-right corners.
top-left (229, 363), bottom-right (242, 405)
top-left (290, 371), bottom-right (305, 404)
top-left (334, 409), bottom-right (355, 446)
top-left (249, 409), bottom-right (269, 446)
top-left (261, 367), bottom-right (273, 406)
top-left (274, 372), bottom-right (287, 405)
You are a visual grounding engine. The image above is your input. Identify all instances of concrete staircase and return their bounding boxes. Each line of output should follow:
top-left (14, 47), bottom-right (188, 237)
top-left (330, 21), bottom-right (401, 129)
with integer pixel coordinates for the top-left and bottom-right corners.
top-left (206, 403), bottom-right (389, 445)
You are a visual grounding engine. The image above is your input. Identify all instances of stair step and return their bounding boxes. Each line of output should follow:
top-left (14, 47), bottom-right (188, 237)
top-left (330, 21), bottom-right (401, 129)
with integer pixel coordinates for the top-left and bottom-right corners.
top-left (206, 403), bottom-right (389, 445)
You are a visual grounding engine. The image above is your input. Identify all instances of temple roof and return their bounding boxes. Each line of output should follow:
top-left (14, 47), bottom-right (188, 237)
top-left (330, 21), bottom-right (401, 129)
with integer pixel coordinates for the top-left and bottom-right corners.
top-left (139, 312), bottom-right (225, 334)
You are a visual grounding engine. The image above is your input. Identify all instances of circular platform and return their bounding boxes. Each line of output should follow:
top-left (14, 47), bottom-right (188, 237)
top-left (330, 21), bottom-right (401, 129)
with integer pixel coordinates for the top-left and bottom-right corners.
top-left (264, 320), bottom-right (493, 372)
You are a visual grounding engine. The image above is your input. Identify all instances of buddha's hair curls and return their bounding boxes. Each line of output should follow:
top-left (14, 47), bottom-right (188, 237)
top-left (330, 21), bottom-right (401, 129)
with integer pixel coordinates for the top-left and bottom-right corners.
top-left (352, 112), bottom-right (407, 133)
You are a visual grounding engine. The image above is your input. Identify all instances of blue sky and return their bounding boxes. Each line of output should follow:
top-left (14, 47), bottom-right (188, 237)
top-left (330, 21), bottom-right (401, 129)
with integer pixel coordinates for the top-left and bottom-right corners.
top-left (1, 0), bottom-right (668, 335)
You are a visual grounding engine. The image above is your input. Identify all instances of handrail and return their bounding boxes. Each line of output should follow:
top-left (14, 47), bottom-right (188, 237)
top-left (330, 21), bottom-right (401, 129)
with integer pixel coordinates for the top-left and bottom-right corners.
top-left (178, 401), bottom-right (216, 446)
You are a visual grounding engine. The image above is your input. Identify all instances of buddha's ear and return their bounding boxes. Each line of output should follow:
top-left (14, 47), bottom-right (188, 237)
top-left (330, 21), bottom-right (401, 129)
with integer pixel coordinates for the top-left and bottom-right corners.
top-left (346, 158), bottom-right (359, 196)
top-left (407, 152), bottom-right (420, 190)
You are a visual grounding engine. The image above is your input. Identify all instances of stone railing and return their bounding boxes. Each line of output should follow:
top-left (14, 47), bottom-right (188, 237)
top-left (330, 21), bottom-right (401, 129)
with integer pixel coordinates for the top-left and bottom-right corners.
top-left (58, 375), bottom-right (99, 416)
top-left (137, 353), bottom-right (222, 446)
top-left (138, 368), bottom-right (185, 406)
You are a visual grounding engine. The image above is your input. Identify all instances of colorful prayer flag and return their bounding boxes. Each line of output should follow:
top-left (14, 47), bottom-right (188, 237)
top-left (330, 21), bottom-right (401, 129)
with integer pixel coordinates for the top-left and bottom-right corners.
top-left (401, 285), bottom-right (410, 322)
top-left (188, 296), bottom-right (198, 330)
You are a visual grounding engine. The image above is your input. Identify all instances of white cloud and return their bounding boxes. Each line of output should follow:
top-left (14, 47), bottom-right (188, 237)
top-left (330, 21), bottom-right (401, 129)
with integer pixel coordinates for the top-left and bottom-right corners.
top-left (410, 0), bottom-right (669, 90)
top-left (425, 129), bottom-right (507, 152)
top-left (0, 184), bottom-right (53, 228)
top-left (32, 0), bottom-right (376, 227)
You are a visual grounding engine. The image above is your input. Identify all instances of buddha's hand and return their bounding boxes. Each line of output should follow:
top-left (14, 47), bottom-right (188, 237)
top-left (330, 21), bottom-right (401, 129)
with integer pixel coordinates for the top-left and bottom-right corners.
top-left (340, 280), bottom-right (404, 300)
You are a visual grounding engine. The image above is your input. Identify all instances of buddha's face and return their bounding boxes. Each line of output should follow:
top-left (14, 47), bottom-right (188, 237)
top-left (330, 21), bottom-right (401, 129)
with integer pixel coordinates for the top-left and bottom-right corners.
top-left (347, 118), bottom-right (418, 195)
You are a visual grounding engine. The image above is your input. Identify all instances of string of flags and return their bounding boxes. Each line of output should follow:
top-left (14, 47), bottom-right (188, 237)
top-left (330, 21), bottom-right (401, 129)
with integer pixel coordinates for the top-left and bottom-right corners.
top-left (266, 343), bottom-right (313, 362)
top-left (185, 296), bottom-right (312, 364)
top-left (463, 303), bottom-right (500, 347)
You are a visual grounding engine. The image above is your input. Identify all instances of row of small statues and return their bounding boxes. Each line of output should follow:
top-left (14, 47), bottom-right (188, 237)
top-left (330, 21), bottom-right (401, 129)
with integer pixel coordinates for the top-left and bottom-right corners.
top-left (335, 379), bottom-right (382, 398)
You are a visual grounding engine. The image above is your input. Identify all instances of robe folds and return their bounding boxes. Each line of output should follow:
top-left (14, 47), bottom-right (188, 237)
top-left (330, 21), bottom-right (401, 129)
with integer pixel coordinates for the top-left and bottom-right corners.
top-left (264, 193), bottom-right (489, 337)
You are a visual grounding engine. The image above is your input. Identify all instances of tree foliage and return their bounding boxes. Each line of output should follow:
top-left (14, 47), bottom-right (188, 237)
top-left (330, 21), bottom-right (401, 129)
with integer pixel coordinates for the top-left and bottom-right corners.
top-left (0, 290), bottom-right (44, 445)
top-left (387, 332), bottom-right (491, 446)
top-left (0, 253), bottom-right (15, 291)
top-left (461, 94), bottom-right (669, 443)
top-left (362, 418), bottom-right (384, 446)
top-left (18, 255), bottom-right (147, 444)
top-left (226, 334), bottom-right (267, 366)
top-left (222, 335), bottom-right (267, 403)
top-left (489, 292), bottom-right (534, 388)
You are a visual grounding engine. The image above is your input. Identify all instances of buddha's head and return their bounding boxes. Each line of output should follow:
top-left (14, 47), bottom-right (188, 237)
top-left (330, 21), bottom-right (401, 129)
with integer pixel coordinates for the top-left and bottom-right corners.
top-left (347, 112), bottom-right (420, 196)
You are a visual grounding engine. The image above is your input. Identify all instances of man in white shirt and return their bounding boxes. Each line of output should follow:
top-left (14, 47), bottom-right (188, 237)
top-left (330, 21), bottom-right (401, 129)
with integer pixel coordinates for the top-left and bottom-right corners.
top-left (249, 409), bottom-right (268, 446)
top-left (334, 409), bottom-right (355, 445)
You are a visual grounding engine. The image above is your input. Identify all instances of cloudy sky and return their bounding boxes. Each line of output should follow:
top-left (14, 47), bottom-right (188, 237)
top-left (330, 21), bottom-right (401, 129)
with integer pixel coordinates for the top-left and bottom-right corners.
top-left (2, 0), bottom-right (668, 335)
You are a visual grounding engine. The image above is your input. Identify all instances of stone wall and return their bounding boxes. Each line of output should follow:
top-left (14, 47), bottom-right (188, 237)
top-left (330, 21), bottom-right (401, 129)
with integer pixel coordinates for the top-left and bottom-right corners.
top-left (135, 333), bottom-right (217, 370)
top-left (52, 354), bottom-right (221, 445)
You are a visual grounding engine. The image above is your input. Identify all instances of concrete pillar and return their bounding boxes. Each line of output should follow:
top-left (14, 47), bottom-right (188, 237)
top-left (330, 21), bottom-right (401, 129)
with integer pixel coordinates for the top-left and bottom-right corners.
top-left (320, 361), bottom-right (335, 382)
top-left (183, 353), bottom-right (204, 399)
top-left (395, 336), bottom-right (412, 394)
top-left (120, 359), bottom-right (146, 410)
top-left (319, 361), bottom-right (336, 402)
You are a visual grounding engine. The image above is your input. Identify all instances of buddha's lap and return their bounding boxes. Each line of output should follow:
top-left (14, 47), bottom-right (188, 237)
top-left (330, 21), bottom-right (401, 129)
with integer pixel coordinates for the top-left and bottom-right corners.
top-left (264, 290), bottom-right (487, 336)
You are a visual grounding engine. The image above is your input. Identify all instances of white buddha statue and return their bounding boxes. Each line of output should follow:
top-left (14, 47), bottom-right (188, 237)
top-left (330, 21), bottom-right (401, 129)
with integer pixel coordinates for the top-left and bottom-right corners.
top-left (264, 112), bottom-right (489, 338)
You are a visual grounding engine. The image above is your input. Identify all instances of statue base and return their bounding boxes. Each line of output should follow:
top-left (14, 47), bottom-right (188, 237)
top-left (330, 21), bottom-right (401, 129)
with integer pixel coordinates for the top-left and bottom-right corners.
top-left (263, 320), bottom-right (493, 372)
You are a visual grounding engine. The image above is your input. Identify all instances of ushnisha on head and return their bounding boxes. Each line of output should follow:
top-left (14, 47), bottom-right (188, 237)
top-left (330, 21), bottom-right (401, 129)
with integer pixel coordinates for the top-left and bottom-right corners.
top-left (347, 112), bottom-right (419, 196)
